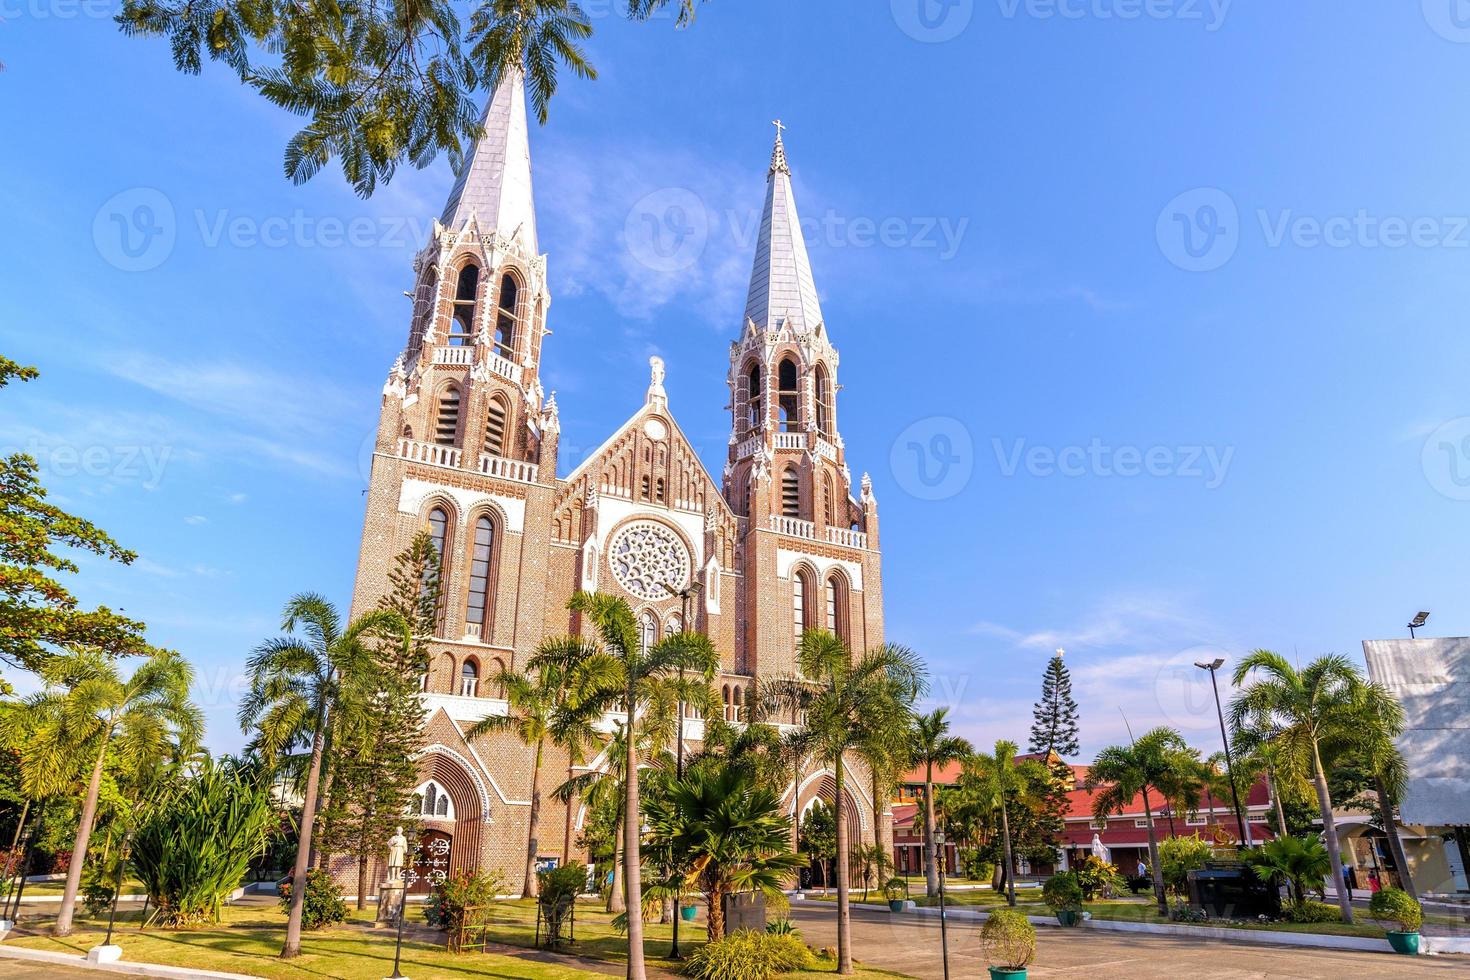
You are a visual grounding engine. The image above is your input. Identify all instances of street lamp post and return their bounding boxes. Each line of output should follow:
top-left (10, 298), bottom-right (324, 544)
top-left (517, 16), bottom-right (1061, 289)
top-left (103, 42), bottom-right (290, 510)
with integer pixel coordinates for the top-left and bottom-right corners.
top-left (1195, 658), bottom-right (1252, 847)
top-left (387, 893), bottom-right (409, 980)
top-left (101, 832), bottom-right (132, 948)
top-left (934, 830), bottom-right (950, 980)
top-left (661, 580), bottom-right (703, 960)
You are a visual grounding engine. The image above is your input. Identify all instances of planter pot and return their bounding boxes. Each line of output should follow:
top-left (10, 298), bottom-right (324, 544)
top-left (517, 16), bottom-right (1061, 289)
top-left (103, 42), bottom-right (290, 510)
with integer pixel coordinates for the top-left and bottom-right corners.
top-left (1386, 931), bottom-right (1420, 955)
top-left (1055, 909), bottom-right (1079, 927)
top-left (987, 969), bottom-right (1027, 980)
top-left (680, 905), bottom-right (698, 922)
top-left (888, 900), bottom-right (905, 913)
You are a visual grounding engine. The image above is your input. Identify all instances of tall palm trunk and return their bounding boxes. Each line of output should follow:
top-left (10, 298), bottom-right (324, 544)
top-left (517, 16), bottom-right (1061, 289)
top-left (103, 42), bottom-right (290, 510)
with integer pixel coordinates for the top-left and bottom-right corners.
top-left (1267, 768), bottom-right (1288, 835)
top-left (563, 761), bottom-right (576, 864)
top-left (923, 763), bottom-right (938, 898)
top-left (54, 734), bottom-right (110, 936)
top-left (523, 739), bottom-right (544, 898)
top-left (623, 690), bottom-right (646, 980)
top-left (283, 704), bottom-right (330, 957)
top-left (998, 797), bottom-right (1017, 907)
top-left (1311, 741), bottom-right (1353, 922)
top-left (1139, 786), bottom-right (1166, 915)
top-left (707, 881), bottom-right (726, 940)
top-left (833, 752), bottom-right (853, 976)
top-left (1373, 776), bottom-right (1417, 900)
top-left (607, 825), bottom-right (625, 913)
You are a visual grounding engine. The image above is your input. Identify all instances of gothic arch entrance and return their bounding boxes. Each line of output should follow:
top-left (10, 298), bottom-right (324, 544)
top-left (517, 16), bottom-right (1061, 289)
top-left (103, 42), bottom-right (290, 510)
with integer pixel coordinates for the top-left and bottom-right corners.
top-left (411, 748), bottom-right (488, 883)
top-left (793, 772), bottom-right (865, 890)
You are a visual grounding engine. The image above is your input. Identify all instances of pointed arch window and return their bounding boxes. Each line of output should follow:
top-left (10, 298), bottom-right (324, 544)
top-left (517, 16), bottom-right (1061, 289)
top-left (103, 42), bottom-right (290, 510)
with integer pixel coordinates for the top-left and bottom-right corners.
top-left (639, 612), bottom-right (658, 654)
top-left (484, 395), bottom-right (508, 456)
top-left (451, 264), bottom-right (479, 346)
top-left (427, 507), bottom-right (449, 629)
top-left (777, 358), bottom-right (799, 433)
top-left (815, 365), bottom-right (832, 436)
top-left (747, 364), bottom-right (763, 430)
top-left (465, 515), bottom-right (496, 634)
top-left (823, 473), bottom-right (835, 526)
top-left (793, 568), bottom-right (809, 652)
top-left (495, 273), bottom-right (519, 356)
top-left (825, 574), bottom-right (849, 644)
top-left (781, 467), bottom-right (800, 518)
top-left (460, 658), bottom-right (479, 698)
top-left (435, 385), bottom-right (461, 445)
top-left (417, 780), bottom-right (453, 818)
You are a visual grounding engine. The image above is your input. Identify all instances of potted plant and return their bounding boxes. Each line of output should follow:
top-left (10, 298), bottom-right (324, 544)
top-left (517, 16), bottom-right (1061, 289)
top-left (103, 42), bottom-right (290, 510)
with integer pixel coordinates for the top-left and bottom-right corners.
top-left (680, 903), bottom-right (698, 922)
top-left (882, 877), bottom-right (909, 913)
top-left (1369, 887), bottom-right (1423, 955)
top-left (1041, 871), bottom-right (1084, 927)
top-left (980, 908), bottom-right (1036, 979)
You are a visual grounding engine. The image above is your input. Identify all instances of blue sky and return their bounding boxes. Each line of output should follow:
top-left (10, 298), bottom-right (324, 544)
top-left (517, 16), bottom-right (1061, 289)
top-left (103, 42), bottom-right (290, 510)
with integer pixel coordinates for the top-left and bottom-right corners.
top-left (6, 2), bottom-right (1470, 758)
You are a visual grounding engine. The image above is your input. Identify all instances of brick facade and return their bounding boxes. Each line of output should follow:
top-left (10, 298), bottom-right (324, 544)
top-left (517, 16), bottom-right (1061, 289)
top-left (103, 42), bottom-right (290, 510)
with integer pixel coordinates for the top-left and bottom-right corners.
top-left (343, 77), bottom-right (889, 895)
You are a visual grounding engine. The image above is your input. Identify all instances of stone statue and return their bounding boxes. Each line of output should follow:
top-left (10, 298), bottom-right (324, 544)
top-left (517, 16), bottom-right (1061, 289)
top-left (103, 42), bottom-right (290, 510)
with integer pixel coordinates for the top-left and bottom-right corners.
top-left (387, 826), bottom-right (409, 881)
top-left (1090, 832), bottom-right (1111, 865)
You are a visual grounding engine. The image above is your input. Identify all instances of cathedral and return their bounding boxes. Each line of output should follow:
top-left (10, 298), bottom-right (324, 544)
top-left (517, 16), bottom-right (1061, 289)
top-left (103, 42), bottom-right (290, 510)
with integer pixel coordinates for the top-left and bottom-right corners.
top-left (349, 71), bottom-right (889, 893)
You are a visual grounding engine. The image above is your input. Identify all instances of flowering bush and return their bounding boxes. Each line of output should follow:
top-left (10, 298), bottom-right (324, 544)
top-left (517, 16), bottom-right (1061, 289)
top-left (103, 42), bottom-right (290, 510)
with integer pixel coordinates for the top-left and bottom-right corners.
top-left (277, 868), bottom-right (347, 930)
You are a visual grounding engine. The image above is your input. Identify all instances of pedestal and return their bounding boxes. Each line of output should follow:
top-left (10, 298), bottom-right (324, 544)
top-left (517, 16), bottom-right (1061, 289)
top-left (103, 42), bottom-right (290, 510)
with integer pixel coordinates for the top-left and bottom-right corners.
top-left (87, 945), bottom-right (123, 964)
top-left (375, 881), bottom-right (406, 928)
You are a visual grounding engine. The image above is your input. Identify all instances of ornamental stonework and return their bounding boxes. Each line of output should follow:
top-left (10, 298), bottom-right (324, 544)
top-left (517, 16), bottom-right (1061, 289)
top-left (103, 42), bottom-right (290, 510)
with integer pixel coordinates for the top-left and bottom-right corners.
top-left (607, 520), bottom-right (690, 601)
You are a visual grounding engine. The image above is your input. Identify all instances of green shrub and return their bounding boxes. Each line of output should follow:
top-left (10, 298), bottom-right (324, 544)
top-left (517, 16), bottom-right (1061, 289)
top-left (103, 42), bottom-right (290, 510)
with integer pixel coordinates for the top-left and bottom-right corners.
top-left (537, 863), bottom-right (586, 948)
top-left (1074, 856), bottom-right (1127, 899)
top-left (82, 879), bottom-right (115, 918)
top-left (1167, 897), bottom-right (1208, 923)
top-left (1159, 834), bottom-right (1214, 894)
top-left (1041, 871), bottom-right (1083, 913)
top-left (425, 868), bottom-right (506, 952)
top-left (980, 909), bottom-right (1036, 970)
top-left (765, 918), bottom-right (797, 936)
top-left (1369, 887), bottom-right (1422, 932)
top-left (133, 760), bottom-right (277, 927)
top-left (1283, 900), bottom-right (1341, 924)
top-left (881, 876), bottom-right (908, 901)
top-left (683, 929), bottom-right (815, 980)
top-left (278, 868), bottom-right (348, 930)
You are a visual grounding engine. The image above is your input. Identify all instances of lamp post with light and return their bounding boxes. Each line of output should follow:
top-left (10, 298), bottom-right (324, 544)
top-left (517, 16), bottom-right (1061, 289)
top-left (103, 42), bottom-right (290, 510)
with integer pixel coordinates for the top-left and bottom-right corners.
top-left (661, 579), bottom-right (703, 959)
top-left (934, 830), bottom-right (950, 980)
top-left (1194, 657), bottom-right (1251, 846)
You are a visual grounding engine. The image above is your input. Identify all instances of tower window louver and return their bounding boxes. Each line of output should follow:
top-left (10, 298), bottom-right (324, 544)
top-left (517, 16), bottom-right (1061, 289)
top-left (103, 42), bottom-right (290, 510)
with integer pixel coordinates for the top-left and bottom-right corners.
top-left (435, 386), bottom-right (461, 445)
top-left (484, 397), bottom-right (508, 456)
top-left (781, 468), bottom-right (800, 517)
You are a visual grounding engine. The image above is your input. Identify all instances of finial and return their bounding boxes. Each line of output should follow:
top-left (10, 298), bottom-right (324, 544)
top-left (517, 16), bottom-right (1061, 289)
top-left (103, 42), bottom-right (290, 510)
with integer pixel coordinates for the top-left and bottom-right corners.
top-left (769, 119), bottom-right (790, 176)
top-left (1056, 648), bottom-right (1065, 658)
top-left (647, 356), bottom-right (668, 407)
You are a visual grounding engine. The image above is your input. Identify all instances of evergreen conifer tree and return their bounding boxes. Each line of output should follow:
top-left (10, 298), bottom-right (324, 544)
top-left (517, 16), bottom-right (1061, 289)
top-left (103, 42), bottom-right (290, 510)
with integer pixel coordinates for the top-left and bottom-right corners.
top-left (1028, 649), bottom-right (1080, 758)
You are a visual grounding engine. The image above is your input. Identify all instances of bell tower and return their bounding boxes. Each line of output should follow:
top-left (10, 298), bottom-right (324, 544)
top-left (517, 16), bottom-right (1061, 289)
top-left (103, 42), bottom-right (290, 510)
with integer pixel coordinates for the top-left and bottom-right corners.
top-left (723, 126), bottom-right (881, 676)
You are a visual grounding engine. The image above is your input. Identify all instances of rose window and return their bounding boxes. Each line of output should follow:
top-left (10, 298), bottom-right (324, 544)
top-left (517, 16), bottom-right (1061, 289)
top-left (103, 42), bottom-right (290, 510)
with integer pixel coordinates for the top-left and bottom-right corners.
top-left (608, 521), bottom-right (690, 601)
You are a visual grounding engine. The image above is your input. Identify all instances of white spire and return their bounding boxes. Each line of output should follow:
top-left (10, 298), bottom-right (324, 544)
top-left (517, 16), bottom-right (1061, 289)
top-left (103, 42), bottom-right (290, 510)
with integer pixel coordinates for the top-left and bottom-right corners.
top-left (742, 122), bottom-right (823, 335)
top-left (441, 69), bottom-right (538, 254)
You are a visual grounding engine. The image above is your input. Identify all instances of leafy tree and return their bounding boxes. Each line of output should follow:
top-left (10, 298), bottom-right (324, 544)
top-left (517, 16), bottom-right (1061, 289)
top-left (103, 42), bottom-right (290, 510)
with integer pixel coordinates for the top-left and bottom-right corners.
top-left (643, 767), bottom-right (804, 940)
top-left (1230, 651), bottom-right (1401, 924)
top-left (1088, 726), bottom-right (1195, 915)
top-left (115, 0), bottom-right (706, 197)
top-left (0, 357), bottom-right (150, 680)
top-left (4, 648), bottom-right (203, 935)
top-left (959, 740), bottom-right (1047, 907)
top-left (910, 708), bottom-right (970, 897)
top-left (239, 593), bottom-right (407, 958)
top-left (762, 630), bottom-right (924, 975)
top-left (798, 799), bottom-right (836, 892)
top-left (566, 590), bottom-right (717, 980)
top-left (1027, 650), bottom-right (1080, 758)
top-left (131, 758), bottom-right (276, 925)
top-left (1242, 834), bottom-right (1331, 906)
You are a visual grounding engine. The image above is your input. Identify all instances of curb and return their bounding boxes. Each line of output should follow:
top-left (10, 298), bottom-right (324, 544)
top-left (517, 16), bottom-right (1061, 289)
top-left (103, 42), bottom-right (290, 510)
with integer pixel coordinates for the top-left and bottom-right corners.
top-left (0, 944), bottom-right (257, 979)
top-left (846, 902), bottom-right (1467, 956)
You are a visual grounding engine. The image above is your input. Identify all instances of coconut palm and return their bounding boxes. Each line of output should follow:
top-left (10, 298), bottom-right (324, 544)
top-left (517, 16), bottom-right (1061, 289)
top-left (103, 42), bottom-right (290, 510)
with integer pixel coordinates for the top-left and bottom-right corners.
top-left (761, 630), bottom-right (925, 975)
top-left (1230, 651), bottom-right (1392, 923)
top-left (4, 648), bottom-right (202, 936)
top-left (239, 593), bottom-right (407, 958)
top-left (909, 708), bottom-right (970, 897)
top-left (566, 591), bottom-right (717, 980)
top-left (466, 637), bottom-right (614, 897)
top-left (643, 767), bottom-right (805, 940)
top-left (1322, 681), bottom-right (1412, 900)
top-left (959, 741), bottom-right (1046, 907)
top-left (1088, 726), bottom-right (1194, 915)
top-left (854, 716), bottom-right (913, 885)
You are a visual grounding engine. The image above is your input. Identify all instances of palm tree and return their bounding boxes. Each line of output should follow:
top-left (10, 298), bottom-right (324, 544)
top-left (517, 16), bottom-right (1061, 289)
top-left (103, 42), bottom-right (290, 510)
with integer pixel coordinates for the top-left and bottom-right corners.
top-left (466, 638), bottom-right (614, 898)
top-left (567, 591), bottom-right (717, 980)
top-left (762, 630), bottom-right (925, 975)
top-left (909, 708), bottom-right (970, 897)
top-left (239, 593), bottom-right (406, 958)
top-left (1242, 834), bottom-right (1331, 905)
top-left (1230, 651), bottom-right (1390, 923)
top-left (1152, 741), bottom-right (1208, 838)
top-left (1088, 726), bottom-right (1194, 915)
top-left (5, 648), bottom-right (202, 936)
top-left (959, 741), bottom-right (1046, 906)
top-left (643, 767), bottom-right (805, 940)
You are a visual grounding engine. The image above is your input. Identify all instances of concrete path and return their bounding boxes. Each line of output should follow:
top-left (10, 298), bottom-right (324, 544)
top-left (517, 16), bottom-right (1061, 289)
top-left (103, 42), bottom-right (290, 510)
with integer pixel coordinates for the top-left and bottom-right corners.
top-left (789, 902), bottom-right (1465, 979)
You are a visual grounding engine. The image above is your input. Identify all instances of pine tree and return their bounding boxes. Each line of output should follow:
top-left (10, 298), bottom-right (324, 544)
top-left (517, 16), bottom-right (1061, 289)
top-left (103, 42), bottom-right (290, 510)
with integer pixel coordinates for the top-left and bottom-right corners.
top-left (318, 532), bottom-right (437, 907)
top-left (1028, 650), bottom-right (1080, 758)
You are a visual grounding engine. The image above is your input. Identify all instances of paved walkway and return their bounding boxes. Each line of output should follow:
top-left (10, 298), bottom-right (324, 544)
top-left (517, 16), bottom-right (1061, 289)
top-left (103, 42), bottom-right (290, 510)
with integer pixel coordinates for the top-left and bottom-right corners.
top-left (789, 903), bottom-right (1465, 979)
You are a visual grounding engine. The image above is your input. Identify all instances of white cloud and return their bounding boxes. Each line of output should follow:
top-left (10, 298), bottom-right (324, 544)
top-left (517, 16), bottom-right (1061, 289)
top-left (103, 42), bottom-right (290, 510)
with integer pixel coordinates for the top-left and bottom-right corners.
top-left (184, 514), bottom-right (208, 525)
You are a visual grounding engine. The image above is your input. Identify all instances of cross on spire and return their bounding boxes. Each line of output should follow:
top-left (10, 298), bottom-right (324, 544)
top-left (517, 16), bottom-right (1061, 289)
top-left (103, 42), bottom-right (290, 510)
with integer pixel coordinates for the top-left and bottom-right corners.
top-left (768, 118), bottom-right (790, 176)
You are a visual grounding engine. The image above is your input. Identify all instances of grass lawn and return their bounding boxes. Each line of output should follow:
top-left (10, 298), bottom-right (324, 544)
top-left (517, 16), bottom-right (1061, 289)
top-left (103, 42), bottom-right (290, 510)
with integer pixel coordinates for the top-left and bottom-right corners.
top-left (5, 898), bottom-right (912, 980)
top-left (17, 876), bottom-right (146, 896)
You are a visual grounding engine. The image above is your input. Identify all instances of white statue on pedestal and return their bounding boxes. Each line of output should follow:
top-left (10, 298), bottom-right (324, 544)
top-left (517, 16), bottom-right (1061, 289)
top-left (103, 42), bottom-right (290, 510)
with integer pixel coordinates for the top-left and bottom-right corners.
top-left (387, 826), bottom-right (409, 882)
top-left (1090, 832), bottom-right (1111, 865)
